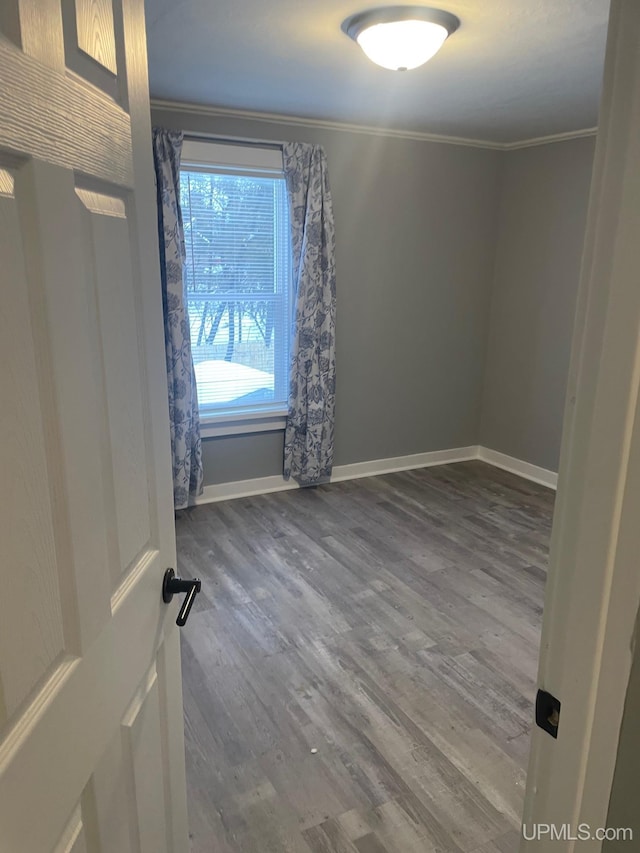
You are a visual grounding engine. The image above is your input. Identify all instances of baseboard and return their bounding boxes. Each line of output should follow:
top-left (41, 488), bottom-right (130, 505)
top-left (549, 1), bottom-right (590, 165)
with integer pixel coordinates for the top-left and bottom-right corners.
top-left (192, 445), bottom-right (478, 505)
top-left (329, 446), bottom-right (478, 483)
top-left (193, 474), bottom-right (298, 505)
top-left (477, 446), bottom-right (558, 490)
top-left (192, 444), bottom-right (557, 505)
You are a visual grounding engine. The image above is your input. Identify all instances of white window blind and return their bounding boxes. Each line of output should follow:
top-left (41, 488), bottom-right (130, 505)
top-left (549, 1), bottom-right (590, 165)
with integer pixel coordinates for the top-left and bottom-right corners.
top-left (179, 142), bottom-right (291, 421)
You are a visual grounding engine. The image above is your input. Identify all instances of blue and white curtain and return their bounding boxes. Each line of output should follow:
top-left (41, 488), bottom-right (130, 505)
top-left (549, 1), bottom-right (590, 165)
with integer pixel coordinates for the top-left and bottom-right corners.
top-left (152, 127), bottom-right (204, 509)
top-left (282, 143), bottom-right (337, 486)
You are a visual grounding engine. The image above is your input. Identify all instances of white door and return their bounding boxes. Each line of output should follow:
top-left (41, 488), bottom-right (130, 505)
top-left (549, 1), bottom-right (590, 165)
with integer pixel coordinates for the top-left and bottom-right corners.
top-left (0, 1), bottom-right (189, 851)
top-left (522, 1), bottom-right (640, 849)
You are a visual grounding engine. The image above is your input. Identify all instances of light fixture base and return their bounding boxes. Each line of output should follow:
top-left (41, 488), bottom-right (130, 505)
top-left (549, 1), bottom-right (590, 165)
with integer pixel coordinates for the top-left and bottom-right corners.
top-left (341, 6), bottom-right (460, 43)
top-left (341, 6), bottom-right (460, 71)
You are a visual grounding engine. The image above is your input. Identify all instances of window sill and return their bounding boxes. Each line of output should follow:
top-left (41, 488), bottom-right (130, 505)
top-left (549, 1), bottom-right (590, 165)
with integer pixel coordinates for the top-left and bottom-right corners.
top-left (199, 410), bottom-right (287, 438)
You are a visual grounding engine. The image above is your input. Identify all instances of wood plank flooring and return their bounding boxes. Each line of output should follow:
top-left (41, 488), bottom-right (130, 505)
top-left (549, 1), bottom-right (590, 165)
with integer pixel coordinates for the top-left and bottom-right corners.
top-left (175, 461), bottom-right (554, 853)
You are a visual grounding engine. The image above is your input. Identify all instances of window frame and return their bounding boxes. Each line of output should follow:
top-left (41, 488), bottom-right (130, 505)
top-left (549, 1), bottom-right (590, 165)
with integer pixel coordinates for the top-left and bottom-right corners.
top-left (180, 139), bottom-right (292, 437)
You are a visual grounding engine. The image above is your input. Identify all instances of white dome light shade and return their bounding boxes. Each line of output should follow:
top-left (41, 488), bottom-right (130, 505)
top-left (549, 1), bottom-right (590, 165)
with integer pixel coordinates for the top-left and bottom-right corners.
top-left (342, 6), bottom-right (460, 71)
top-left (357, 20), bottom-right (447, 70)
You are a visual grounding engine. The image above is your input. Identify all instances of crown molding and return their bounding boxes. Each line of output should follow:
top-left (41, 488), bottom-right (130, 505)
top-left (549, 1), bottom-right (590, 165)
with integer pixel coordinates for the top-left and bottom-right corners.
top-left (150, 98), bottom-right (502, 149)
top-left (150, 98), bottom-right (598, 151)
top-left (501, 126), bottom-right (598, 150)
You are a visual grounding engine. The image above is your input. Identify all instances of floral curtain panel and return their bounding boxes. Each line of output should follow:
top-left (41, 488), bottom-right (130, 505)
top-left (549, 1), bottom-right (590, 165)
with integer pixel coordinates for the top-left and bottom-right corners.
top-left (282, 142), bottom-right (337, 486)
top-left (152, 127), bottom-right (203, 509)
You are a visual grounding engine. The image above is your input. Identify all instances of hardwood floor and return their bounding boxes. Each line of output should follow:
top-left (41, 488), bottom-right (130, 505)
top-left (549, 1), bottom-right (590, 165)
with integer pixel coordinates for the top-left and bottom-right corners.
top-left (175, 461), bottom-right (554, 853)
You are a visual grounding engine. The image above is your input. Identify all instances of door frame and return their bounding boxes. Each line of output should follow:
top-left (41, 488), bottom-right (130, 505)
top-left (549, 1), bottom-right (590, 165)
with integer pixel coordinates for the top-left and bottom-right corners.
top-left (522, 1), bottom-right (640, 848)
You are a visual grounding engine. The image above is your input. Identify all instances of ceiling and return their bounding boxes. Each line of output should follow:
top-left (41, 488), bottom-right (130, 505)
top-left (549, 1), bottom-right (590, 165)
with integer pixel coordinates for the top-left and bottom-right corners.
top-left (144, 0), bottom-right (610, 145)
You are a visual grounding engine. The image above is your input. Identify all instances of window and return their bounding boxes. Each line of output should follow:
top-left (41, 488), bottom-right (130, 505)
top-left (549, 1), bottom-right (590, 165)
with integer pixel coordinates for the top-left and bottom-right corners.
top-left (180, 141), bottom-right (291, 433)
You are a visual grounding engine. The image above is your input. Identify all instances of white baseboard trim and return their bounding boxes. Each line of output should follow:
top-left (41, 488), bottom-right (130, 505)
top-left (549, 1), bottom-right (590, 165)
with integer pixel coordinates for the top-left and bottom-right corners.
top-left (192, 446), bottom-right (478, 505)
top-left (477, 446), bottom-right (558, 490)
top-left (329, 446), bottom-right (478, 483)
top-left (193, 474), bottom-right (297, 505)
top-left (191, 444), bottom-right (558, 505)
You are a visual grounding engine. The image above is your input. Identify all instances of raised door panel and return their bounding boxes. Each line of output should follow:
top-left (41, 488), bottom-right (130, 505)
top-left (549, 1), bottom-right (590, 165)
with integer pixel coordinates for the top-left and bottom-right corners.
top-left (61, 0), bottom-right (120, 100)
top-left (121, 668), bottom-right (169, 853)
top-left (75, 0), bottom-right (117, 73)
top-left (1, 0), bottom-right (65, 70)
top-left (76, 187), bottom-right (152, 585)
top-left (84, 729), bottom-right (134, 853)
top-left (0, 165), bottom-right (66, 722)
top-left (54, 807), bottom-right (88, 853)
top-left (17, 159), bottom-right (113, 653)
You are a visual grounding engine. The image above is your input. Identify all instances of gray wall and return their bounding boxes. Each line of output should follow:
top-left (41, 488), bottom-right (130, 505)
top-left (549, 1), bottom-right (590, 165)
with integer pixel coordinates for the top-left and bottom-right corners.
top-left (152, 106), bottom-right (502, 486)
top-left (480, 138), bottom-right (596, 472)
top-left (604, 615), bottom-right (640, 852)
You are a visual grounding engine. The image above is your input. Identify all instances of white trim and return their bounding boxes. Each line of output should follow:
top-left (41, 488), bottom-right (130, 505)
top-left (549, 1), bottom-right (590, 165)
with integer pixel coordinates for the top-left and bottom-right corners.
top-left (152, 98), bottom-right (499, 149)
top-left (328, 446), bottom-right (479, 482)
top-left (193, 473), bottom-right (297, 504)
top-left (522, 5), bottom-right (640, 845)
top-left (181, 138), bottom-right (283, 170)
top-left (151, 98), bottom-right (597, 152)
top-left (191, 445), bottom-right (563, 505)
top-left (192, 445), bottom-right (478, 504)
top-left (199, 414), bottom-right (287, 438)
top-left (501, 127), bottom-right (598, 151)
top-left (477, 446), bottom-right (558, 489)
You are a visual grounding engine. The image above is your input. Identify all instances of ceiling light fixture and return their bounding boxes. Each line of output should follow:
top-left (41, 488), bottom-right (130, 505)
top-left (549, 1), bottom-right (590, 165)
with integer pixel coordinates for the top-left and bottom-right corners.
top-left (341, 6), bottom-right (460, 71)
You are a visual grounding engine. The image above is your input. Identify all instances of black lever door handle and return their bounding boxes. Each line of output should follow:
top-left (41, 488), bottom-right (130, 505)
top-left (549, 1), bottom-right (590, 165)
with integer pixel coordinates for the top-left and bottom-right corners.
top-left (162, 568), bottom-right (201, 626)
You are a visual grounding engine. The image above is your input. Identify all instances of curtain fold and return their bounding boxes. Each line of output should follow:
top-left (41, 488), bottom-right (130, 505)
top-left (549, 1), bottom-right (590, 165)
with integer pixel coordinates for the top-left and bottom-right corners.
top-left (282, 142), bottom-right (337, 486)
top-left (152, 127), bottom-right (203, 509)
